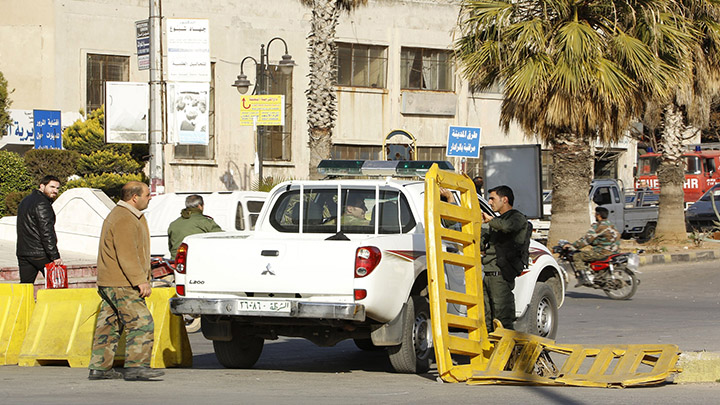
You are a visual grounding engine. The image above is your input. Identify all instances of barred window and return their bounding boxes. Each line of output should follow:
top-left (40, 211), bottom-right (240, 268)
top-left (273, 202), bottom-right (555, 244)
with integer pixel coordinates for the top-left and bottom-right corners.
top-left (86, 54), bottom-right (129, 114)
top-left (401, 48), bottom-right (453, 91)
top-left (336, 43), bottom-right (388, 88)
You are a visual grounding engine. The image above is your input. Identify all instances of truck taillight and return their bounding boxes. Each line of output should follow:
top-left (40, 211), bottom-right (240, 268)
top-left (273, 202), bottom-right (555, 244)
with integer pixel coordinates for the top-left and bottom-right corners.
top-left (354, 289), bottom-right (367, 300)
top-left (175, 243), bottom-right (188, 274)
top-left (176, 284), bottom-right (185, 296)
top-left (355, 246), bottom-right (381, 278)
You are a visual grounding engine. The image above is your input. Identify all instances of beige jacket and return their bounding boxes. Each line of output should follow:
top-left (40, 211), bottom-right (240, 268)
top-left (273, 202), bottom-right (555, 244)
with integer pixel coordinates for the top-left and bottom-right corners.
top-left (96, 200), bottom-right (151, 287)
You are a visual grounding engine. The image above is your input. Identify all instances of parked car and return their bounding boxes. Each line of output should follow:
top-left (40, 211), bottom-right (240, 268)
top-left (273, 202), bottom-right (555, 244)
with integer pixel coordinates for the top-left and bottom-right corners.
top-left (685, 184), bottom-right (720, 231)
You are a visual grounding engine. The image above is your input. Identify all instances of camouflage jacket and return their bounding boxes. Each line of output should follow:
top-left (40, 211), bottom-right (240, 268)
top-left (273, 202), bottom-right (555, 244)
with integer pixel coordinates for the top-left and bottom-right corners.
top-left (572, 219), bottom-right (620, 254)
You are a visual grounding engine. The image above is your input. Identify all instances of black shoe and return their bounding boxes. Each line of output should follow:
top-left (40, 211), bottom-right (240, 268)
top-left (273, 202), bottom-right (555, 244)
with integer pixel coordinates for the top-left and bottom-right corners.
top-left (88, 369), bottom-right (124, 380)
top-left (575, 277), bottom-right (591, 287)
top-left (123, 367), bottom-right (165, 381)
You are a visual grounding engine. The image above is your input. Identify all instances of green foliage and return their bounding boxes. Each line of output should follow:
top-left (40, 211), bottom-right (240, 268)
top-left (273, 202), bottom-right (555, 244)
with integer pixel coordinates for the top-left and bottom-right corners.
top-left (63, 107), bottom-right (131, 156)
top-left (77, 150), bottom-right (142, 176)
top-left (0, 71), bottom-right (11, 137)
top-left (60, 106), bottom-right (147, 199)
top-left (0, 150), bottom-right (33, 217)
top-left (4, 190), bottom-right (31, 216)
top-left (24, 149), bottom-right (81, 184)
top-left (252, 176), bottom-right (291, 192)
top-left (63, 172), bottom-right (144, 202)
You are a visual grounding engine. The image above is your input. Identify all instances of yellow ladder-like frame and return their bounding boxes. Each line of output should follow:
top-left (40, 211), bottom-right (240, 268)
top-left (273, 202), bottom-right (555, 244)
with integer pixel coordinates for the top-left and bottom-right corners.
top-left (424, 164), bottom-right (681, 387)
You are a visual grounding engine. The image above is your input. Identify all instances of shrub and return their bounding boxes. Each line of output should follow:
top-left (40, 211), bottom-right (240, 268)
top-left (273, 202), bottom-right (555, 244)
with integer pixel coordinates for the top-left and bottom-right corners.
top-left (4, 190), bottom-right (32, 216)
top-left (63, 107), bottom-right (131, 156)
top-left (0, 71), bottom-right (11, 136)
top-left (63, 172), bottom-right (145, 202)
top-left (77, 150), bottom-right (142, 176)
top-left (0, 150), bottom-right (33, 217)
top-left (24, 148), bottom-right (81, 184)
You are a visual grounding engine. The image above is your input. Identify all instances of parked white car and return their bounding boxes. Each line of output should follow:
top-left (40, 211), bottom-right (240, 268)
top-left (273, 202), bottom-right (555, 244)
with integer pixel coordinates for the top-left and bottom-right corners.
top-left (169, 161), bottom-right (567, 373)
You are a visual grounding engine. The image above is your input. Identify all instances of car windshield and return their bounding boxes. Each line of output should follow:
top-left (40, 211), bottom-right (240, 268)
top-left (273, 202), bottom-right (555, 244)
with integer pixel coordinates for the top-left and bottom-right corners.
top-left (686, 156), bottom-right (702, 175)
top-left (638, 156), bottom-right (659, 175)
top-left (698, 185), bottom-right (720, 202)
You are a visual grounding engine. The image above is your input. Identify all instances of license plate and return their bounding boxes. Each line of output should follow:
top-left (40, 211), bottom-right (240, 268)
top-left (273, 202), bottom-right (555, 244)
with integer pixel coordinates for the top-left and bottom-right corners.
top-left (237, 299), bottom-right (291, 313)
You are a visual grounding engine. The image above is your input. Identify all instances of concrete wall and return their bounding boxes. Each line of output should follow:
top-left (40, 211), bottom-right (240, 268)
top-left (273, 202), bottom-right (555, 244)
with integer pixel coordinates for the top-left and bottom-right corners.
top-left (0, 0), bottom-right (636, 192)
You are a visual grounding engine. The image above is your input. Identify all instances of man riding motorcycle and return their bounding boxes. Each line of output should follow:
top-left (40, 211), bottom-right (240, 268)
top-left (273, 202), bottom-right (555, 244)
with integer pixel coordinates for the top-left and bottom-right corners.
top-left (563, 206), bottom-right (621, 287)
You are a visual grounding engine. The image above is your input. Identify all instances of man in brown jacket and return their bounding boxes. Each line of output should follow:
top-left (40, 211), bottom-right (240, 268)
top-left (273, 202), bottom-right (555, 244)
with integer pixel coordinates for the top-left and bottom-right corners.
top-left (88, 181), bottom-right (165, 381)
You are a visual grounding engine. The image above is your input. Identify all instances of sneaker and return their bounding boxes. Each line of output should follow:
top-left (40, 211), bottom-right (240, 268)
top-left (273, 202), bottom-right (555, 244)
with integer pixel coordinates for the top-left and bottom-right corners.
top-left (88, 368), bottom-right (124, 380)
top-left (123, 367), bottom-right (165, 381)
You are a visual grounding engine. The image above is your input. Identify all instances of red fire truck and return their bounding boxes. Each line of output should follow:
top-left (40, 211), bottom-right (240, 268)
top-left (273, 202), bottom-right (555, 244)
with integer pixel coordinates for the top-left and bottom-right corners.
top-left (636, 147), bottom-right (720, 203)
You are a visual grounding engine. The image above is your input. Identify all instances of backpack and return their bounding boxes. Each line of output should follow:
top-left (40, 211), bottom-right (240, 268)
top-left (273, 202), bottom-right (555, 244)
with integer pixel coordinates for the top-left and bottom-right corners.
top-left (519, 220), bottom-right (533, 269)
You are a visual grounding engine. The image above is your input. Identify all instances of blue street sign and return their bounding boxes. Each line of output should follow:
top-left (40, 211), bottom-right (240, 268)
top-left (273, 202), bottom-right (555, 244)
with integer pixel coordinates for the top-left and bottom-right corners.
top-left (446, 125), bottom-right (481, 158)
top-left (33, 110), bottom-right (63, 149)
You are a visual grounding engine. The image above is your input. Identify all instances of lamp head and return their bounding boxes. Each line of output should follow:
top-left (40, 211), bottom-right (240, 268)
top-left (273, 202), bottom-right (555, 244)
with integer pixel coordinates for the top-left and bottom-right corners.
top-left (232, 73), bottom-right (252, 94)
top-left (279, 53), bottom-right (295, 75)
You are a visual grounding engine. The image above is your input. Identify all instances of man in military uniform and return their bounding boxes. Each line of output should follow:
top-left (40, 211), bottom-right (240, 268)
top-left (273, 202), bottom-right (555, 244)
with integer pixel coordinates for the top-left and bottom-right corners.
top-left (563, 206), bottom-right (621, 286)
top-left (88, 181), bottom-right (164, 381)
top-left (341, 194), bottom-right (369, 226)
top-left (481, 185), bottom-right (527, 333)
top-left (167, 195), bottom-right (223, 260)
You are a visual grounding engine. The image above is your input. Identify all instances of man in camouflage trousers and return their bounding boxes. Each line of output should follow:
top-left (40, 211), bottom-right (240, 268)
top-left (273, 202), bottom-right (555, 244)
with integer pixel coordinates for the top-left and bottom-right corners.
top-left (563, 206), bottom-right (621, 287)
top-left (88, 181), bottom-right (164, 381)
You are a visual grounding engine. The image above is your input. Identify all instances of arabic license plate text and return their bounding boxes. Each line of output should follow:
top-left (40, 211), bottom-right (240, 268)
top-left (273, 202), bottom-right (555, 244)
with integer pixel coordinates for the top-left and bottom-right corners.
top-left (238, 300), bottom-right (291, 313)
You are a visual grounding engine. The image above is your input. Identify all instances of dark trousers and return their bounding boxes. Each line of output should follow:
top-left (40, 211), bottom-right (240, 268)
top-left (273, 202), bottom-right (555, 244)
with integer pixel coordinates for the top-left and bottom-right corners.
top-left (483, 272), bottom-right (516, 333)
top-left (17, 256), bottom-right (48, 284)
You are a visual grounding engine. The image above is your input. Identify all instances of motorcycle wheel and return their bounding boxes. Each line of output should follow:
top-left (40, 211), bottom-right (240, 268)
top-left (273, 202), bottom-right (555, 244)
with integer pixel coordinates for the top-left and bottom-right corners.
top-left (603, 266), bottom-right (638, 300)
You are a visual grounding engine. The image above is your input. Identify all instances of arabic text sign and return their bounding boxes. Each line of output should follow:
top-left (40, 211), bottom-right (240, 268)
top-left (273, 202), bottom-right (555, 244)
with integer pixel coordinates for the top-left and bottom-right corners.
top-left (239, 95), bottom-right (285, 126)
top-left (136, 20), bottom-right (149, 71)
top-left (446, 125), bottom-right (481, 158)
top-left (167, 19), bottom-right (210, 82)
top-left (4, 110), bottom-right (34, 145)
top-left (33, 110), bottom-right (62, 149)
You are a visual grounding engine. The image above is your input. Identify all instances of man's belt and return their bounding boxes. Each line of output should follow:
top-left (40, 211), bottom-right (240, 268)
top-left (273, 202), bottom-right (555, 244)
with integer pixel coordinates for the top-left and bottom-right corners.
top-left (484, 271), bottom-right (501, 276)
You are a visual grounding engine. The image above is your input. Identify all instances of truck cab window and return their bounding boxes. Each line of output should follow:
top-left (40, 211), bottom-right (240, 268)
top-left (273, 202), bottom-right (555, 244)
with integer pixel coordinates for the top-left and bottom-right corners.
top-left (593, 187), bottom-right (612, 205)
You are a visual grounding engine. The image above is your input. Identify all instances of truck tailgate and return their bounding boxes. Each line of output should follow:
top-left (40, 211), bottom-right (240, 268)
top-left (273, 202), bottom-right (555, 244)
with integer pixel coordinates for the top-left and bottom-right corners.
top-left (182, 233), bottom-right (358, 296)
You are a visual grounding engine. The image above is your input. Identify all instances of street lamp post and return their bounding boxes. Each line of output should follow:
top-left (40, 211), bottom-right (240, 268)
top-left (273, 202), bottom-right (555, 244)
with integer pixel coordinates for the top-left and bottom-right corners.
top-left (232, 37), bottom-right (295, 184)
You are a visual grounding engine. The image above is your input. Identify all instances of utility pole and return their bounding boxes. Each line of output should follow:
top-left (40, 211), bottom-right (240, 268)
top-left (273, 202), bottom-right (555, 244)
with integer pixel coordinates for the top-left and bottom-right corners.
top-left (149, 0), bottom-right (164, 194)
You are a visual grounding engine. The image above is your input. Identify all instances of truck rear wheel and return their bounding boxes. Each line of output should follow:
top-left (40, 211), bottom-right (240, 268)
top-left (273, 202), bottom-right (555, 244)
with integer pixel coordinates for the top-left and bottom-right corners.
top-left (388, 295), bottom-right (433, 373)
top-left (213, 334), bottom-right (264, 369)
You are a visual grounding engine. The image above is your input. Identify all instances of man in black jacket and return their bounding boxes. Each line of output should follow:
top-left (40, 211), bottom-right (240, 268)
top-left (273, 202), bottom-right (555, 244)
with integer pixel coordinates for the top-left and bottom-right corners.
top-left (481, 185), bottom-right (527, 333)
top-left (16, 175), bottom-right (63, 283)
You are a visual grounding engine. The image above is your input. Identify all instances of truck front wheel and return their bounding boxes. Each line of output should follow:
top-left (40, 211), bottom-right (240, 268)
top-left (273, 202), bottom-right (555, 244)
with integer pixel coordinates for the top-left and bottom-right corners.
top-left (388, 295), bottom-right (433, 373)
top-left (213, 334), bottom-right (264, 369)
top-left (514, 282), bottom-right (558, 339)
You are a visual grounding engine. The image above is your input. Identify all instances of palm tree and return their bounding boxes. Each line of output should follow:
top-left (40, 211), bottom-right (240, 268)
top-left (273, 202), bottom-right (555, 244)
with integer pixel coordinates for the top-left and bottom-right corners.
top-left (300, 0), bottom-right (367, 179)
top-left (647, 0), bottom-right (720, 242)
top-left (454, 0), bottom-right (691, 245)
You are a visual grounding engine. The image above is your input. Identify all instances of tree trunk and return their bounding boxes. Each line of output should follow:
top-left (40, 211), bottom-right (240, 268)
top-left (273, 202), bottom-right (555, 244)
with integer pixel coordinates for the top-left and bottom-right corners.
top-left (656, 103), bottom-right (689, 242)
top-left (306, 0), bottom-right (339, 179)
top-left (547, 133), bottom-right (594, 247)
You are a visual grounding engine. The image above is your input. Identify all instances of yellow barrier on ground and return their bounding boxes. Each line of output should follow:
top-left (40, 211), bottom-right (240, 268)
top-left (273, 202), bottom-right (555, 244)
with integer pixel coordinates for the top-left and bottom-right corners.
top-left (18, 287), bottom-right (191, 368)
top-left (424, 165), bottom-right (681, 387)
top-left (0, 284), bottom-right (35, 365)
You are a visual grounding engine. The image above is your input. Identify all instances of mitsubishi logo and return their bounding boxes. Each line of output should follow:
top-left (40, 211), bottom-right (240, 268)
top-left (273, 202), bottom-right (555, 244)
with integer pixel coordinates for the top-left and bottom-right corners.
top-left (261, 263), bottom-right (275, 275)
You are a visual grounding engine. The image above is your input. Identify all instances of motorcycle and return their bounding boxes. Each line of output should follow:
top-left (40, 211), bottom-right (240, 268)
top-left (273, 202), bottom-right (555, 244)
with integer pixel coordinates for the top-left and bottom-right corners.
top-left (552, 240), bottom-right (640, 300)
top-left (150, 256), bottom-right (202, 333)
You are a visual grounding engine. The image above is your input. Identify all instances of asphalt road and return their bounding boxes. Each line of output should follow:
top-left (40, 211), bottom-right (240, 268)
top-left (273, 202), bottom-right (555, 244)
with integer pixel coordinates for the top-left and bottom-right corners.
top-left (1, 262), bottom-right (718, 404)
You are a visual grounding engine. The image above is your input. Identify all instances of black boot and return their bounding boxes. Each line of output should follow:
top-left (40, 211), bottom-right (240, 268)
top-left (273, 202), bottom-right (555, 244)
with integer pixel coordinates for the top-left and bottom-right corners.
top-left (574, 271), bottom-right (591, 287)
top-left (88, 368), bottom-right (123, 380)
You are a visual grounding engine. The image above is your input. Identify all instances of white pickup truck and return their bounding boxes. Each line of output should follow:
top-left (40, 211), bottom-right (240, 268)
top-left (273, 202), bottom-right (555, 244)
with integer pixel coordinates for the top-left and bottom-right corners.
top-left (170, 161), bottom-right (567, 373)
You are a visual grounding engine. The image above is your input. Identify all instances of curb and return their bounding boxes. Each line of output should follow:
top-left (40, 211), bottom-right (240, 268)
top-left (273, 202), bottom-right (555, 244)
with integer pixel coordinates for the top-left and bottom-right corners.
top-left (675, 352), bottom-right (720, 383)
top-left (638, 250), bottom-right (720, 266)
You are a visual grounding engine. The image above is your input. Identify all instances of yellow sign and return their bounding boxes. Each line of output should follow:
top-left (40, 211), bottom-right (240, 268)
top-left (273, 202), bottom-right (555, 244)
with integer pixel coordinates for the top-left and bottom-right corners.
top-left (239, 95), bottom-right (284, 126)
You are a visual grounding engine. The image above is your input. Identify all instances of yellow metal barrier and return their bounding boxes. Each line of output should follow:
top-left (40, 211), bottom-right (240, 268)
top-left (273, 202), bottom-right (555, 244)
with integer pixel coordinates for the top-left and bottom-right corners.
top-left (0, 284), bottom-right (35, 365)
top-left (18, 287), bottom-right (191, 368)
top-left (424, 165), bottom-right (681, 387)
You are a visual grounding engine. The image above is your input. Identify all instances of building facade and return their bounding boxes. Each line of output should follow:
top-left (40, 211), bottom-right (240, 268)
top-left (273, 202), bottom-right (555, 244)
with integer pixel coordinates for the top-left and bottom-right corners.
top-left (0, 0), bottom-right (636, 192)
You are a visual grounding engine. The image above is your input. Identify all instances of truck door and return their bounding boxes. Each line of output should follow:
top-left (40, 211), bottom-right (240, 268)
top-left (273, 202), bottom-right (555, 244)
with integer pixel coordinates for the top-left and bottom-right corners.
top-left (592, 185), bottom-right (623, 230)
